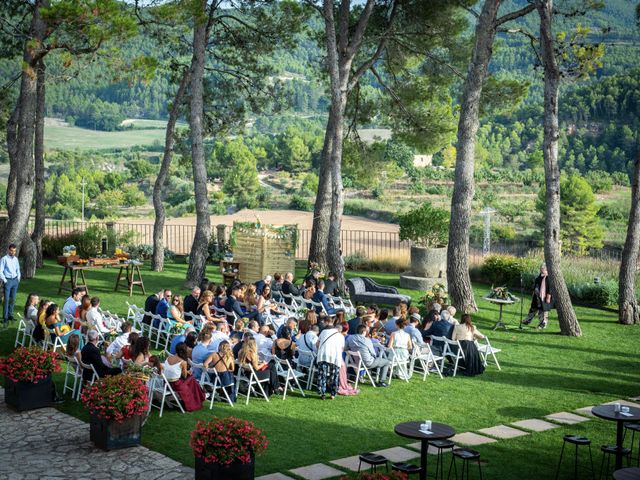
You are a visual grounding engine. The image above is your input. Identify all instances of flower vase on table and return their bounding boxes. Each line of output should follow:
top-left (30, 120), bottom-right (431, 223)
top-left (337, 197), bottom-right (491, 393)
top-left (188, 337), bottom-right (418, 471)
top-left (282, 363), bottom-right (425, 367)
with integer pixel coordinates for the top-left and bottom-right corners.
top-left (81, 375), bottom-right (149, 450)
top-left (191, 417), bottom-right (267, 480)
top-left (0, 347), bottom-right (61, 412)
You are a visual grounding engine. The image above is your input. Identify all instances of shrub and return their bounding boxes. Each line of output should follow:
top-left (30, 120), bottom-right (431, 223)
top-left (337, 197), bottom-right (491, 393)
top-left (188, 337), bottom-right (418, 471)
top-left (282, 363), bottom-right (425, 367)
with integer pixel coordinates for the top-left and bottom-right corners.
top-left (398, 202), bottom-right (449, 247)
top-left (41, 225), bottom-right (137, 258)
top-left (289, 194), bottom-right (314, 211)
top-left (191, 417), bottom-right (267, 465)
top-left (344, 251), bottom-right (410, 273)
top-left (81, 375), bottom-right (149, 423)
top-left (0, 347), bottom-right (62, 383)
top-left (480, 254), bottom-right (536, 286)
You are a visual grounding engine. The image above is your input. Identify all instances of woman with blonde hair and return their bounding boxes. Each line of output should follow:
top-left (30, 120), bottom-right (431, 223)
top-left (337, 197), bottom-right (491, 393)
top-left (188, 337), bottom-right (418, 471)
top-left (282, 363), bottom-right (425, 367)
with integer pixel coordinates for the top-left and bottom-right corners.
top-left (451, 314), bottom-right (485, 376)
top-left (203, 340), bottom-right (236, 402)
top-left (196, 290), bottom-right (215, 322)
top-left (238, 336), bottom-right (279, 396)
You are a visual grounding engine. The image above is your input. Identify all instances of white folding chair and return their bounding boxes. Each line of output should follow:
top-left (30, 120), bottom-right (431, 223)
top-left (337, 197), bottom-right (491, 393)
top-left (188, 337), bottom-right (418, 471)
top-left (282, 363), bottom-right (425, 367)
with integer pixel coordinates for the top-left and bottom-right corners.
top-left (272, 355), bottom-right (305, 400)
top-left (63, 313), bottom-right (75, 327)
top-left (234, 363), bottom-right (270, 405)
top-left (476, 337), bottom-right (501, 370)
top-left (436, 336), bottom-right (465, 377)
top-left (63, 355), bottom-right (82, 399)
top-left (310, 299), bottom-right (328, 316)
top-left (77, 359), bottom-right (99, 400)
top-left (385, 347), bottom-right (410, 384)
top-left (199, 366), bottom-right (235, 408)
top-left (331, 295), bottom-right (355, 316)
top-left (294, 350), bottom-right (318, 390)
top-left (410, 344), bottom-right (444, 380)
top-left (148, 372), bottom-right (186, 417)
top-left (14, 318), bottom-right (30, 347)
top-left (126, 303), bottom-right (145, 333)
top-left (345, 350), bottom-right (378, 388)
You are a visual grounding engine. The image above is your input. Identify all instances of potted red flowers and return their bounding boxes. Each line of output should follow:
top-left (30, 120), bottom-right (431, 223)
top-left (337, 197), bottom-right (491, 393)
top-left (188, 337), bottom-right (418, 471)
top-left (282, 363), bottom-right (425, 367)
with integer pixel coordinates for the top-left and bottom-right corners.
top-left (191, 417), bottom-right (268, 480)
top-left (0, 346), bottom-right (61, 411)
top-left (81, 375), bottom-right (149, 450)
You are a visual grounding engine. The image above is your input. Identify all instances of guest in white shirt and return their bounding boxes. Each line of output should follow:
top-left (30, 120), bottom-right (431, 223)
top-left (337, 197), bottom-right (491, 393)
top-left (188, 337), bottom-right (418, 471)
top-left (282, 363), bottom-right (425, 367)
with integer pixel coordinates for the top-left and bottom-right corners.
top-left (208, 322), bottom-right (231, 353)
top-left (106, 321), bottom-right (133, 358)
top-left (405, 312), bottom-right (424, 347)
top-left (62, 287), bottom-right (85, 321)
top-left (86, 297), bottom-right (110, 334)
top-left (316, 318), bottom-right (345, 400)
top-left (255, 325), bottom-right (274, 362)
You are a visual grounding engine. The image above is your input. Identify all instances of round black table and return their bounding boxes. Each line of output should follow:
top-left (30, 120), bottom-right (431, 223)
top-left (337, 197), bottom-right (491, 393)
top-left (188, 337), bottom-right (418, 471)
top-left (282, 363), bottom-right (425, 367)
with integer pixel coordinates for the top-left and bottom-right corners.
top-left (614, 467), bottom-right (640, 480)
top-left (592, 405), bottom-right (640, 470)
top-left (395, 421), bottom-right (456, 480)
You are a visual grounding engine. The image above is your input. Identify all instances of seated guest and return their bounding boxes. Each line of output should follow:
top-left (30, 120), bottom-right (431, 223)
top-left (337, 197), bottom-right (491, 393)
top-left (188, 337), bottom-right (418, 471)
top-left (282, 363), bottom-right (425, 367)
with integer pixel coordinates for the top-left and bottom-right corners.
top-left (81, 330), bottom-right (121, 381)
top-left (23, 292), bottom-right (39, 323)
top-left (169, 326), bottom-right (196, 355)
top-left (32, 299), bottom-right (51, 344)
top-left (304, 268), bottom-right (320, 286)
top-left (256, 325), bottom-right (275, 361)
top-left (168, 294), bottom-right (187, 325)
top-left (271, 273), bottom-right (284, 292)
top-left (367, 304), bottom-right (380, 319)
top-left (324, 272), bottom-right (339, 297)
top-left (62, 287), bottom-right (85, 320)
top-left (116, 332), bottom-right (139, 362)
top-left (238, 336), bottom-right (280, 396)
top-left (203, 340), bottom-right (236, 402)
top-left (130, 336), bottom-right (151, 366)
top-left (213, 285), bottom-right (226, 309)
top-left (191, 327), bottom-right (214, 378)
top-left (405, 312), bottom-right (424, 347)
top-left (198, 277), bottom-right (210, 294)
top-left (183, 287), bottom-right (201, 315)
top-left (302, 282), bottom-right (316, 301)
top-left (162, 343), bottom-right (205, 411)
top-left (45, 303), bottom-right (84, 349)
top-left (259, 285), bottom-right (283, 317)
top-left (143, 290), bottom-right (162, 325)
top-left (441, 306), bottom-right (459, 326)
top-left (74, 295), bottom-right (91, 331)
top-left (312, 280), bottom-right (337, 316)
top-left (197, 290), bottom-right (216, 322)
top-left (207, 281), bottom-right (217, 295)
top-left (272, 326), bottom-right (296, 361)
top-left (348, 306), bottom-right (366, 334)
top-left (65, 333), bottom-right (82, 363)
top-left (226, 285), bottom-right (261, 323)
top-left (296, 320), bottom-right (318, 355)
top-left (388, 318), bottom-right (412, 379)
top-left (422, 312), bottom-right (455, 355)
top-left (155, 289), bottom-right (172, 318)
top-left (346, 325), bottom-right (390, 387)
top-left (384, 306), bottom-right (402, 335)
top-left (425, 302), bottom-right (442, 324)
top-left (451, 314), bottom-right (485, 376)
top-left (277, 317), bottom-right (297, 339)
top-left (230, 319), bottom-right (245, 342)
top-left (106, 321), bottom-right (133, 358)
top-left (255, 275), bottom-right (272, 296)
top-left (184, 330), bottom-right (198, 358)
top-left (209, 322), bottom-right (231, 352)
top-left (86, 297), bottom-right (111, 335)
top-left (281, 272), bottom-right (300, 304)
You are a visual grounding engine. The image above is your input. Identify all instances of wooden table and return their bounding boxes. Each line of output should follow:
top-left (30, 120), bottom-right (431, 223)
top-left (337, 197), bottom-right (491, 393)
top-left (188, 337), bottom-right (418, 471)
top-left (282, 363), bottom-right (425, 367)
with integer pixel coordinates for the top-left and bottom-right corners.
top-left (394, 421), bottom-right (456, 480)
top-left (592, 405), bottom-right (640, 470)
top-left (614, 467), bottom-right (640, 480)
top-left (483, 296), bottom-right (518, 330)
top-left (58, 261), bottom-right (146, 297)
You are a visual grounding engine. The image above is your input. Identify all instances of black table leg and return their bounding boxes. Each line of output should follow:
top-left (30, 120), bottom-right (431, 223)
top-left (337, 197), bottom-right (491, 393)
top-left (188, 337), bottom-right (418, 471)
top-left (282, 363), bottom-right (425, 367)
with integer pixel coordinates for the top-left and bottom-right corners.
top-left (616, 420), bottom-right (624, 470)
top-left (421, 439), bottom-right (428, 480)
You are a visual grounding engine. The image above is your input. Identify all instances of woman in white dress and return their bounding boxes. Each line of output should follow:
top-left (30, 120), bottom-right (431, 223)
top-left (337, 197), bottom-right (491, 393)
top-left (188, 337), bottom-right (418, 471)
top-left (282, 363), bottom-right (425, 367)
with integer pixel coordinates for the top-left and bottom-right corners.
top-left (388, 318), bottom-right (412, 379)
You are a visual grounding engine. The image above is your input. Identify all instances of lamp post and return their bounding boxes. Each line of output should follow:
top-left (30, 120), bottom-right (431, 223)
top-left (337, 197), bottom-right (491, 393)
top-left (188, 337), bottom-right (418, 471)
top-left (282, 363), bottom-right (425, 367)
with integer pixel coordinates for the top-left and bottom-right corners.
top-left (81, 178), bottom-right (86, 224)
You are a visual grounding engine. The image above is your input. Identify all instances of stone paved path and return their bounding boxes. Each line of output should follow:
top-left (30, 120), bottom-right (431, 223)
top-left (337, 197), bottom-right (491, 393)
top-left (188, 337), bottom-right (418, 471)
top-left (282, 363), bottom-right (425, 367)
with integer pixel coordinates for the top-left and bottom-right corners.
top-left (0, 388), bottom-right (194, 480)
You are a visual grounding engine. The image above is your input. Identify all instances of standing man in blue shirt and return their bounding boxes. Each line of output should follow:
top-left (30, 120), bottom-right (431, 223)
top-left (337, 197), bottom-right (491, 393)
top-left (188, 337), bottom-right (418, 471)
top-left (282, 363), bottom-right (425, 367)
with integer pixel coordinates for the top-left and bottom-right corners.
top-left (0, 244), bottom-right (20, 327)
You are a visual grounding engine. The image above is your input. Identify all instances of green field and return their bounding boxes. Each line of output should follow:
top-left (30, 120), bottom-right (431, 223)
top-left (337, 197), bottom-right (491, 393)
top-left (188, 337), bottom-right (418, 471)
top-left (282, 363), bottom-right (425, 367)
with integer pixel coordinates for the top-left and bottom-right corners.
top-left (1, 262), bottom-right (639, 479)
top-left (44, 121), bottom-right (166, 151)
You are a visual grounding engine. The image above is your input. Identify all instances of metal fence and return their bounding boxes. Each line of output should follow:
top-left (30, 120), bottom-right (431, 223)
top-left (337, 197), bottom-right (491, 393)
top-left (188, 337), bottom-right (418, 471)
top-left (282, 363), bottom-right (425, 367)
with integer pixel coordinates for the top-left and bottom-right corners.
top-left (38, 219), bottom-right (623, 264)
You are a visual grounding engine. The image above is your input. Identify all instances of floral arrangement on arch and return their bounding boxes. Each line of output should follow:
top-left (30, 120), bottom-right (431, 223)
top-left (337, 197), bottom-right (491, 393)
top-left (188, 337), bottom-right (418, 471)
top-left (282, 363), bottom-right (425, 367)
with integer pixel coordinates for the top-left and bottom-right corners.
top-left (191, 417), bottom-right (267, 465)
top-left (487, 286), bottom-right (517, 302)
top-left (340, 472), bottom-right (408, 480)
top-left (81, 375), bottom-right (149, 422)
top-left (420, 282), bottom-right (448, 307)
top-left (0, 347), bottom-right (62, 383)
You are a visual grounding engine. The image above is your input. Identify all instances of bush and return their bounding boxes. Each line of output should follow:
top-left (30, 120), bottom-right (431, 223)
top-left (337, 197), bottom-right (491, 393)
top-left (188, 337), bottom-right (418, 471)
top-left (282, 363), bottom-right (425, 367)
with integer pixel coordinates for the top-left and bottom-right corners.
top-left (611, 171), bottom-right (630, 186)
top-left (127, 244), bottom-right (174, 261)
top-left (41, 225), bottom-right (136, 258)
top-left (567, 279), bottom-right (618, 307)
top-left (343, 251), bottom-right (410, 273)
top-left (289, 194), bottom-right (314, 211)
top-left (398, 202), bottom-right (449, 247)
top-left (480, 254), bottom-right (536, 286)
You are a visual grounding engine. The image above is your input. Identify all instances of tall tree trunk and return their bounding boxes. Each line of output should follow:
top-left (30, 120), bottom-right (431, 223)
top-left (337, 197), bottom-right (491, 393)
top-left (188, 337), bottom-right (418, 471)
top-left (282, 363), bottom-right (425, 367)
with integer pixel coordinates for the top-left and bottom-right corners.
top-left (618, 147), bottom-right (640, 325)
top-left (185, 2), bottom-right (211, 287)
top-left (1, 2), bottom-right (45, 253)
top-left (537, 0), bottom-right (581, 336)
top-left (5, 106), bottom-right (19, 211)
top-left (152, 68), bottom-right (190, 272)
top-left (447, 0), bottom-right (501, 314)
top-left (32, 58), bottom-right (46, 269)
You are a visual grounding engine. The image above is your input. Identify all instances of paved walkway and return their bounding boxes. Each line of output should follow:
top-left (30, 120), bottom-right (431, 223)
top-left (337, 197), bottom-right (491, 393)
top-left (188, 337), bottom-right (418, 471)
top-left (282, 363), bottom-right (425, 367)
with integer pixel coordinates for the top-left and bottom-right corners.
top-left (0, 388), bottom-right (194, 480)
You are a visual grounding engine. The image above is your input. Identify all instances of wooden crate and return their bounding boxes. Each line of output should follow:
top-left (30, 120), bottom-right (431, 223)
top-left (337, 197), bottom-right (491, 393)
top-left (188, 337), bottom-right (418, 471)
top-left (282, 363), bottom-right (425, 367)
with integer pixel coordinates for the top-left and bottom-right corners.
top-left (231, 222), bottom-right (296, 283)
top-left (89, 257), bottom-right (119, 266)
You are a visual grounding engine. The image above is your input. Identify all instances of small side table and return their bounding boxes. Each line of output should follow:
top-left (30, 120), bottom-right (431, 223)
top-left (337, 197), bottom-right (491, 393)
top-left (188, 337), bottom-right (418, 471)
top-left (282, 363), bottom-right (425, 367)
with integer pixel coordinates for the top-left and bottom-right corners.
top-left (483, 297), bottom-right (518, 330)
top-left (394, 421), bottom-right (456, 480)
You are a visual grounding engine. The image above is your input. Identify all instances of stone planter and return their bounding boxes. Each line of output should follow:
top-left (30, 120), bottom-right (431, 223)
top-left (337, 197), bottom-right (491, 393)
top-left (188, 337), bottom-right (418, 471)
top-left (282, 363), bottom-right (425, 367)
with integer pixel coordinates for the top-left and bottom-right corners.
top-left (4, 375), bottom-right (52, 412)
top-left (195, 456), bottom-right (255, 480)
top-left (400, 245), bottom-right (447, 290)
top-left (90, 414), bottom-right (143, 450)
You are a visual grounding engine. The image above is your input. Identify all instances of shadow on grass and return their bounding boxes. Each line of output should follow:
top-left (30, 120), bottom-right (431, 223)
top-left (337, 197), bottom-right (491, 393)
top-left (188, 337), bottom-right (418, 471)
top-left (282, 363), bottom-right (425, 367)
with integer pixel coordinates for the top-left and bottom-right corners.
top-left (495, 336), bottom-right (640, 359)
top-left (495, 406), bottom-right (550, 418)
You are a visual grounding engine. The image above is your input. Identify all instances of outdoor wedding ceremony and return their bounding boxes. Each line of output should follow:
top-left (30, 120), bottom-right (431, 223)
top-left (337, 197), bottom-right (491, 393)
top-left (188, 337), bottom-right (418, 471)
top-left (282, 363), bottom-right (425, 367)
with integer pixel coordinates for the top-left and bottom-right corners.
top-left (0, 0), bottom-right (639, 479)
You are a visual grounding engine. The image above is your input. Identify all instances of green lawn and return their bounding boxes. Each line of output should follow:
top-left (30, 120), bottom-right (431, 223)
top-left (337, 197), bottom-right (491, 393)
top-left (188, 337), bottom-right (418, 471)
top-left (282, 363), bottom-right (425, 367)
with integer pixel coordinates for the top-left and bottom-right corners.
top-left (1, 261), bottom-right (639, 479)
top-left (44, 124), bottom-right (165, 150)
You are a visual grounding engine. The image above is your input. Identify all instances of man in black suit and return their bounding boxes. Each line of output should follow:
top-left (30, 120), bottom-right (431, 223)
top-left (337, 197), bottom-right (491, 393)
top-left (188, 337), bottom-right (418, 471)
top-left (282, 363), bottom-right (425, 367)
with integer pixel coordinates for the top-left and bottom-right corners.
top-left (323, 272), bottom-right (339, 297)
top-left (143, 290), bottom-right (162, 325)
top-left (225, 285), bottom-right (261, 324)
top-left (81, 330), bottom-right (121, 382)
top-left (254, 275), bottom-right (272, 296)
top-left (184, 286), bottom-right (201, 315)
top-left (282, 272), bottom-right (300, 305)
top-left (348, 306), bottom-right (367, 334)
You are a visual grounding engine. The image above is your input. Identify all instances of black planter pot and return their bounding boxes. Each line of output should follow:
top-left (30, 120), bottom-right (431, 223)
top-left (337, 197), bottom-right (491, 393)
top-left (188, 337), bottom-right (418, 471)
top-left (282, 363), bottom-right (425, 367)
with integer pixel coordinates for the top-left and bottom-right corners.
top-left (90, 414), bottom-right (143, 450)
top-left (4, 375), bottom-right (53, 412)
top-left (195, 456), bottom-right (255, 480)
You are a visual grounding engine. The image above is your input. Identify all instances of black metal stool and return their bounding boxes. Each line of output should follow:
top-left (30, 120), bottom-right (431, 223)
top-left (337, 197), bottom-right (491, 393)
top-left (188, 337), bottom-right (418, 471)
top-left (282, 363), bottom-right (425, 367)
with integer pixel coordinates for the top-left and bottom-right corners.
top-left (555, 434), bottom-right (595, 480)
top-left (447, 448), bottom-right (483, 480)
top-left (600, 445), bottom-right (632, 479)
top-left (625, 423), bottom-right (640, 467)
top-left (358, 452), bottom-right (388, 473)
top-left (392, 462), bottom-right (422, 477)
top-left (613, 466), bottom-right (640, 480)
top-left (431, 439), bottom-right (455, 480)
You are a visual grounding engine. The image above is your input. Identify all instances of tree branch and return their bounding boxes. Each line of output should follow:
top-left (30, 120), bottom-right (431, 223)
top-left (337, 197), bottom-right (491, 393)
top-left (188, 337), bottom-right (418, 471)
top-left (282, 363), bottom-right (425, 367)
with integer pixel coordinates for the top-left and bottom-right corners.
top-left (498, 27), bottom-right (542, 65)
top-left (346, 0), bottom-right (376, 59)
top-left (494, 3), bottom-right (535, 27)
